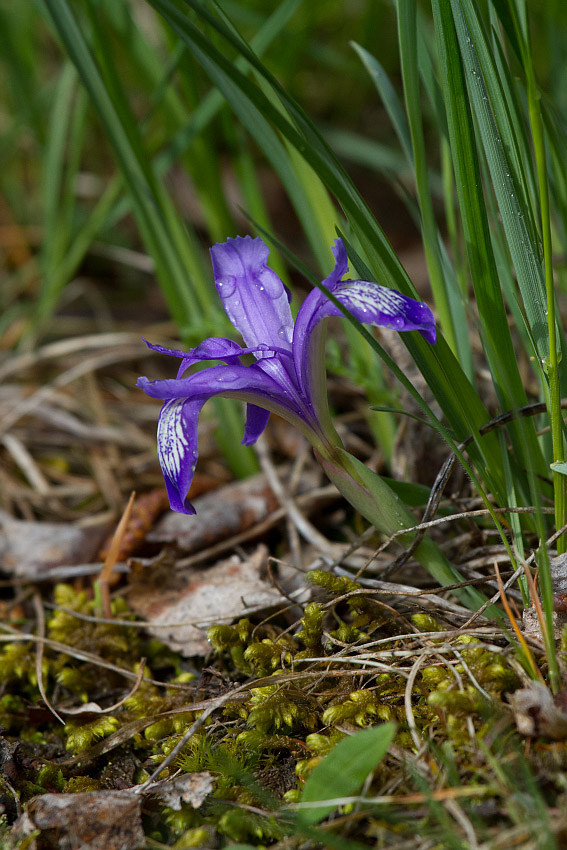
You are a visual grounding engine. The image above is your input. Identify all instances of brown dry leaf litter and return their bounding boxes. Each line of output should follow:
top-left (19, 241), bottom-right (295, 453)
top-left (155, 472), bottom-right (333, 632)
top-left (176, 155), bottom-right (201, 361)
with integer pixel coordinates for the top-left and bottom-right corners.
top-left (127, 546), bottom-right (287, 655)
top-left (15, 789), bottom-right (144, 850)
top-left (0, 511), bottom-right (108, 580)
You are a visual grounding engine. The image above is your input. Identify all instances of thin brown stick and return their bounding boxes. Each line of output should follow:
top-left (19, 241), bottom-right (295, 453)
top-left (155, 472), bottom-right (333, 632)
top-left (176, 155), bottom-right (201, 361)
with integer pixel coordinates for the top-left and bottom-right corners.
top-left (97, 491), bottom-right (136, 618)
top-left (33, 592), bottom-right (65, 725)
top-left (493, 562), bottom-right (542, 682)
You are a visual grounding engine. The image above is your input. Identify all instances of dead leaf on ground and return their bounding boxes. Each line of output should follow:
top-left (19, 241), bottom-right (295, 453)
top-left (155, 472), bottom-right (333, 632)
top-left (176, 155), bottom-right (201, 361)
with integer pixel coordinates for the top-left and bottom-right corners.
top-left (147, 472), bottom-right (280, 553)
top-left (147, 467), bottom-right (320, 554)
top-left (127, 546), bottom-right (284, 655)
top-left (14, 789), bottom-right (143, 850)
top-left (508, 681), bottom-right (567, 740)
top-left (0, 511), bottom-right (107, 579)
top-left (150, 771), bottom-right (214, 810)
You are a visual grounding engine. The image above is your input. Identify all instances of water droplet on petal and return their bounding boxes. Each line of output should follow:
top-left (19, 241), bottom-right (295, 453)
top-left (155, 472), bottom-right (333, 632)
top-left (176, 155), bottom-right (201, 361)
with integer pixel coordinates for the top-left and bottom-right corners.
top-left (278, 325), bottom-right (293, 344)
top-left (256, 271), bottom-right (285, 300)
top-left (217, 275), bottom-right (236, 297)
top-left (218, 370), bottom-right (240, 384)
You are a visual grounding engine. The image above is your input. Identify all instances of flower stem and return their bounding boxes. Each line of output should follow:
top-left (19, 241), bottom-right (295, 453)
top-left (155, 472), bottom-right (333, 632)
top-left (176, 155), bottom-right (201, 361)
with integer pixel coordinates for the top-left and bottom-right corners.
top-left (316, 446), bottom-right (499, 615)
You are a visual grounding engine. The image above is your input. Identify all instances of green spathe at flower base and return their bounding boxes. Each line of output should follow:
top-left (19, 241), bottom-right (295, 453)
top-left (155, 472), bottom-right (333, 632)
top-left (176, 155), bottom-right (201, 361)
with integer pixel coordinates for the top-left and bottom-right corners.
top-left (139, 235), bottom-right (483, 608)
top-left (317, 446), bottom-right (487, 608)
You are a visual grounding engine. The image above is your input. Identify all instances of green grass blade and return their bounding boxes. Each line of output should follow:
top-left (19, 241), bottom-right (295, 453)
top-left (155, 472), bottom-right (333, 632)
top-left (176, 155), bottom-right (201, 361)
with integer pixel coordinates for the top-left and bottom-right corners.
top-left (323, 127), bottom-right (411, 177)
top-left (451, 0), bottom-right (550, 365)
top-left (42, 0), bottom-right (212, 326)
top-left (350, 42), bottom-right (413, 164)
top-left (397, 0), bottom-right (470, 367)
top-left (40, 62), bottom-right (78, 283)
top-left (39, 63), bottom-right (89, 322)
top-left (296, 723), bottom-right (396, 827)
top-left (431, 0), bottom-right (546, 496)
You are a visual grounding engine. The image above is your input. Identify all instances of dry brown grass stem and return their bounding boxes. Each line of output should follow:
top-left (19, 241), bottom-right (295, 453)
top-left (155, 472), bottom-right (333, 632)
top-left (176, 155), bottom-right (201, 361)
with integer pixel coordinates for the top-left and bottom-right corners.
top-left (494, 561), bottom-right (543, 682)
top-left (97, 490), bottom-right (136, 618)
top-left (255, 434), bottom-right (333, 557)
top-left (405, 653), bottom-right (429, 751)
top-left (32, 591), bottom-right (64, 725)
top-left (0, 344), bottom-right (146, 436)
top-left (0, 332), bottom-right (147, 383)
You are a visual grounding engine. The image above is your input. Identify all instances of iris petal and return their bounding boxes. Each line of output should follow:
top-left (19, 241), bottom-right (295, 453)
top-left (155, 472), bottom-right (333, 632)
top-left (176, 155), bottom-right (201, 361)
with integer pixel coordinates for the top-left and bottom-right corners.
top-left (322, 237), bottom-right (349, 291)
top-left (138, 363), bottom-right (311, 513)
top-left (242, 404), bottom-right (271, 446)
top-left (144, 337), bottom-right (288, 379)
top-left (156, 397), bottom-right (200, 513)
top-left (210, 236), bottom-right (294, 355)
top-left (321, 280), bottom-right (437, 344)
top-left (291, 239), bottom-right (436, 443)
top-left (291, 238), bottom-right (350, 436)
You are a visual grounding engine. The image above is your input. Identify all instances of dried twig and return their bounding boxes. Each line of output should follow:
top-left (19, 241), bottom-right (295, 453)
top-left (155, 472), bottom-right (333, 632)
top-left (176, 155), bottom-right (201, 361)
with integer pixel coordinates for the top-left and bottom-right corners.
top-left (32, 592), bottom-right (64, 725)
top-left (255, 435), bottom-right (335, 555)
top-left (97, 491), bottom-right (136, 618)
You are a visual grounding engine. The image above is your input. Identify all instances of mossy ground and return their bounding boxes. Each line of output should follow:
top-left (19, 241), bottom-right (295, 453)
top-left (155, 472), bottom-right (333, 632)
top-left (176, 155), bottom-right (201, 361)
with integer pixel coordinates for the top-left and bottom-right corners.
top-left (1, 566), bottom-right (566, 849)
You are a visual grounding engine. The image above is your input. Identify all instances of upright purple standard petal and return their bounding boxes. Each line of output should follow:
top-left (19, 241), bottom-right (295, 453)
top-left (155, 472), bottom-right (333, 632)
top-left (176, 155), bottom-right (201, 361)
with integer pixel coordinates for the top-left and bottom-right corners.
top-left (292, 238), bottom-right (351, 434)
top-left (210, 236), bottom-right (294, 354)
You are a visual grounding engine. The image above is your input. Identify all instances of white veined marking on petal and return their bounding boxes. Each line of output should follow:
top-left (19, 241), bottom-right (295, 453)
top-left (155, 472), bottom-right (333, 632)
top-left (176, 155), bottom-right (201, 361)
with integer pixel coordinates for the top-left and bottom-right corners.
top-left (158, 399), bottom-right (188, 480)
top-left (339, 282), bottom-right (409, 317)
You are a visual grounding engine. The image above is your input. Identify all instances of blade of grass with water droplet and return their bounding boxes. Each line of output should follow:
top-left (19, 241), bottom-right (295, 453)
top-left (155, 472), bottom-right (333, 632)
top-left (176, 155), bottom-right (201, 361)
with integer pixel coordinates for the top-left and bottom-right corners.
top-left (431, 0), bottom-right (547, 495)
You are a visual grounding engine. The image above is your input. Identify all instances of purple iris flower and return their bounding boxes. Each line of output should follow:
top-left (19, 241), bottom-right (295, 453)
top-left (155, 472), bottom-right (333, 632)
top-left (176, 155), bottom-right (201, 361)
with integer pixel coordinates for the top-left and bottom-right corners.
top-left (138, 236), bottom-right (436, 514)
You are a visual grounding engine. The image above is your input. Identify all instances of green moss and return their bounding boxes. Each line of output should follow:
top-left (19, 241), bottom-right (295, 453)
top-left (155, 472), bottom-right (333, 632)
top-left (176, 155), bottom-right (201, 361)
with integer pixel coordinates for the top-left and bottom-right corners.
top-left (328, 620), bottom-right (370, 644)
top-left (0, 642), bottom-right (47, 690)
top-left (161, 806), bottom-right (202, 835)
top-left (246, 684), bottom-right (319, 734)
top-left (304, 729), bottom-right (346, 756)
top-left (243, 637), bottom-right (295, 676)
top-left (144, 712), bottom-right (196, 742)
top-left (0, 570), bottom-right (549, 848)
top-left (322, 690), bottom-right (395, 727)
top-left (236, 730), bottom-right (299, 753)
top-left (217, 808), bottom-right (284, 843)
top-left (64, 776), bottom-right (103, 793)
top-left (64, 715), bottom-right (119, 752)
top-left (49, 584), bottom-right (140, 661)
top-left (412, 613), bottom-right (446, 632)
top-left (428, 687), bottom-right (487, 715)
top-left (307, 569), bottom-right (361, 595)
top-left (172, 828), bottom-right (212, 848)
top-left (295, 602), bottom-right (325, 653)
